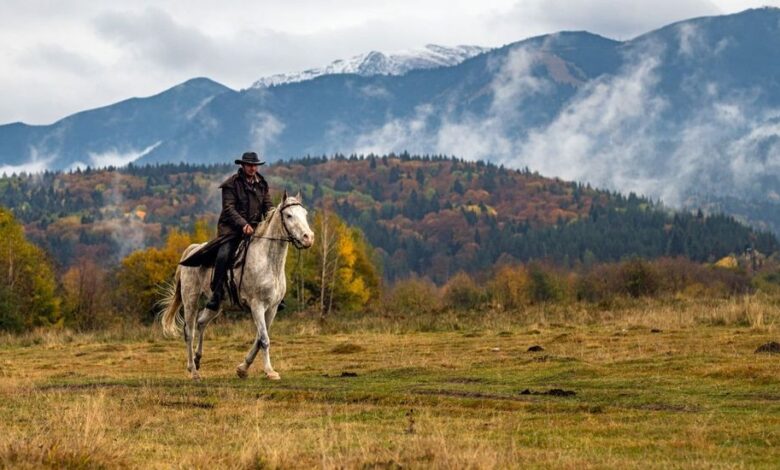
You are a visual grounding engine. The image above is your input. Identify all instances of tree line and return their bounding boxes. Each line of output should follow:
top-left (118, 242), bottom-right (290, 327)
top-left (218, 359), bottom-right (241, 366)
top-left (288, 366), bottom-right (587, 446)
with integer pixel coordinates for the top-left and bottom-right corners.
top-left (4, 201), bottom-right (779, 334)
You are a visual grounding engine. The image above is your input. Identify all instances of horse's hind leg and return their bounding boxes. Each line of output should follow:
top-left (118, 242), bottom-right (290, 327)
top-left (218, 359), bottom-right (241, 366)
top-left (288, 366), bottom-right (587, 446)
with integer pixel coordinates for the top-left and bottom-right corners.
top-left (195, 307), bottom-right (221, 371)
top-left (181, 283), bottom-right (201, 380)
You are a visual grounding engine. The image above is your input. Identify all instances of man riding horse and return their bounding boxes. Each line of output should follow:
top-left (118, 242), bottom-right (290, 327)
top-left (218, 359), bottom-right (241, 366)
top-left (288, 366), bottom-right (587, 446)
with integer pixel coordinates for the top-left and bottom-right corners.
top-left (180, 151), bottom-right (276, 311)
top-left (164, 163), bottom-right (313, 380)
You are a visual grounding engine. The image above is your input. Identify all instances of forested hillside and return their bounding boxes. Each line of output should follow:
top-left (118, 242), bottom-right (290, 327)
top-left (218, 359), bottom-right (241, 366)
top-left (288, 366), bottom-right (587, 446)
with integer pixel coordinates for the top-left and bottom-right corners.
top-left (1, 154), bottom-right (776, 281)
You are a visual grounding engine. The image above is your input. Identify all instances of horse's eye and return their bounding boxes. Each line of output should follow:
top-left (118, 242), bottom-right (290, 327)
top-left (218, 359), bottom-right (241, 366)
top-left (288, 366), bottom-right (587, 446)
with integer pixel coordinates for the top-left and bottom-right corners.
top-left (286, 214), bottom-right (292, 219)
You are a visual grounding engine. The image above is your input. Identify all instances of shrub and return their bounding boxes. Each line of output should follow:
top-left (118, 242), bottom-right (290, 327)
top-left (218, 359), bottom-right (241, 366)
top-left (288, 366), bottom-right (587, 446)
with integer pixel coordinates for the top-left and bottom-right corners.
top-left (620, 258), bottom-right (659, 298)
top-left (61, 257), bottom-right (113, 330)
top-left (489, 265), bottom-right (530, 310)
top-left (443, 272), bottom-right (485, 310)
top-left (576, 265), bottom-right (614, 303)
top-left (384, 276), bottom-right (441, 315)
top-left (527, 263), bottom-right (567, 304)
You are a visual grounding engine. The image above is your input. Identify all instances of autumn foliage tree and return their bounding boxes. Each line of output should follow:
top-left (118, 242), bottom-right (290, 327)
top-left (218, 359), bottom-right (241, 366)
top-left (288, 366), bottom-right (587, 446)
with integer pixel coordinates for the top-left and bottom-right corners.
top-left (62, 256), bottom-right (112, 330)
top-left (0, 208), bottom-right (59, 332)
top-left (114, 220), bottom-right (210, 323)
top-left (287, 209), bottom-right (380, 316)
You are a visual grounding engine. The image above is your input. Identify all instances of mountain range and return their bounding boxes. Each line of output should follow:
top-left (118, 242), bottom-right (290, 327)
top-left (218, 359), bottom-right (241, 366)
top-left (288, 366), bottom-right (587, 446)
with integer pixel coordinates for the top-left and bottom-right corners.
top-left (1, 8), bottom-right (779, 234)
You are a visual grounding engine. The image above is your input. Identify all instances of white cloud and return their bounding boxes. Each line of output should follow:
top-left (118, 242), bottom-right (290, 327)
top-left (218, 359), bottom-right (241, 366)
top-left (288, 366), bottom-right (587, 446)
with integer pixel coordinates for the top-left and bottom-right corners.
top-left (727, 119), bottom-right (780, 188)
top-left (0, 159), bottom-right (51, 176)
top-left (360, 84), bottom-right (392, 99)
top-left (348, 45), bottom-right (551, 159)
top-left (516, 53), bottom-right (668, 197)
top-left (250, 113), bottom-right (285, 156)
top-left (2, 0), bottom-right (778, 125)
top-left (353, 104), bottom-right (436, 155)
top-left (88, 141), bottom-right (162, 168)
top-left (489, 47), bottom-right (552, 114)
top-left (0, 147), bottom-right (56, 176)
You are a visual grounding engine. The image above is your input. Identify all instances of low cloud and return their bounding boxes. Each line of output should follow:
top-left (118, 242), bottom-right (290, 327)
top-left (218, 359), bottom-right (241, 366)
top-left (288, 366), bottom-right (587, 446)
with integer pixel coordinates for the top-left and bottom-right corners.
top-left (515, 52), bottom-right (669, 199)
top-left (250, 113), bottom-right (285, 156)
top-left (360, 84), bottom-right (392, 99)
top-left (346, 34), bottom-right (780, 208)
top-left (353, 104), bottom-right (436, 155)
top-left (0, 147), bottom-right (55, 176)
top-left (676, 22), bottom-right (731, 59)
top-left (87, 141), bottom-right (162, 168)
top-left (350, 45), bottom-right (547, 160)
top-left (103, 218), bottom-right (147, 259)
top-left (0, 159), bottom-right (51, 176)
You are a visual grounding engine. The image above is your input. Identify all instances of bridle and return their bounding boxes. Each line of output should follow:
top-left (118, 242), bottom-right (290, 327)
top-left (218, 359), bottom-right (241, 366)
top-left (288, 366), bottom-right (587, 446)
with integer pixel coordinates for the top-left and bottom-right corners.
top-left (255, 201), bottom-right (306, 249)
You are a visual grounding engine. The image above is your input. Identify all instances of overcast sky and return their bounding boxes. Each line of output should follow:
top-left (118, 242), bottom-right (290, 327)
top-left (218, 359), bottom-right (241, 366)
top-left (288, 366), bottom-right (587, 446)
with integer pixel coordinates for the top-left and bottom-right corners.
top-left (1, 0), bottom-right (777, 125)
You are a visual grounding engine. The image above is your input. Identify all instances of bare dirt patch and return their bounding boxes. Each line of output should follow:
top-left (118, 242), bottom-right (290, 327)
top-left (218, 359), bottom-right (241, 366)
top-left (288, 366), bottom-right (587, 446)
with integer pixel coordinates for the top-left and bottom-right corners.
top-left (331, 343), bottom-right (366, 354)
top-left (159, 400), bottom-right (215, 409)
top-left (755, 341), bottom-right (780, 354)
top-left (414, 389), bottom-right (522, 401)
top-left (520, 388), bottom-right (576, 397)
top-left (323, 371), bottom-right (359, 378)
top-left (445, 377), bottom-right (487, 384)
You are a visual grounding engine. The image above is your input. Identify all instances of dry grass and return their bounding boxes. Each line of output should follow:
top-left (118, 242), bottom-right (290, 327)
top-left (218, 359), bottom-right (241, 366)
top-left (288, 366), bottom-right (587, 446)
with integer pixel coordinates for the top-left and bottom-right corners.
top-left (0, 297), bottom-right (779, 468)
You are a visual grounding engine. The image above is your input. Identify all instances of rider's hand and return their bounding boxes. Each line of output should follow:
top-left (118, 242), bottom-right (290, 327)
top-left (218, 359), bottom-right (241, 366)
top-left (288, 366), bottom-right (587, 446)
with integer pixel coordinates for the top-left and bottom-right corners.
top-left (243, 224), bottom-right (254, 235)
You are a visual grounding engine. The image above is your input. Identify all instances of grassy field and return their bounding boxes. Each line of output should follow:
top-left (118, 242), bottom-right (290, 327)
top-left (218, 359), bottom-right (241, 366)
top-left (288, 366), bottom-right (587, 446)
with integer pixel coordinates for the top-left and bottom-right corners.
top-left (1, 298), bottom-right (779, 469)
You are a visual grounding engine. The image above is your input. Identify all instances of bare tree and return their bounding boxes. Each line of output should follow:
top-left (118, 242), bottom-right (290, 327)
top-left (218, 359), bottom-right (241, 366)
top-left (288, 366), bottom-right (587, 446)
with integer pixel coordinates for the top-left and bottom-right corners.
top-left (317, 206), bottom-right (341, 319)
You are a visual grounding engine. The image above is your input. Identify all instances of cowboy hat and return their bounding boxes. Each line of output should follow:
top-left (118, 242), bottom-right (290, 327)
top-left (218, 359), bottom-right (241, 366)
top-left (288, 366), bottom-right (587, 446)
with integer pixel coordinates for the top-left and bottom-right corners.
top-left (234, 151), bottom-right (266, 165)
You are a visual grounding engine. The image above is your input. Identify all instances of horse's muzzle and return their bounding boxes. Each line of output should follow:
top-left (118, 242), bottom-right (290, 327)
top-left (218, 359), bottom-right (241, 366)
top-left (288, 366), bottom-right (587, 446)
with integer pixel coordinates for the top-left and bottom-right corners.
top-left (299, 231), bottom-right (314, 249)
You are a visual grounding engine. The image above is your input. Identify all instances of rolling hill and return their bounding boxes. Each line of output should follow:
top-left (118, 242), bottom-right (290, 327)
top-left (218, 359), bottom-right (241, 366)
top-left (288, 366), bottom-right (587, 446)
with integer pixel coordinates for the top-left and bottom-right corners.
top-left (2, 156), bottom-right (775, 281)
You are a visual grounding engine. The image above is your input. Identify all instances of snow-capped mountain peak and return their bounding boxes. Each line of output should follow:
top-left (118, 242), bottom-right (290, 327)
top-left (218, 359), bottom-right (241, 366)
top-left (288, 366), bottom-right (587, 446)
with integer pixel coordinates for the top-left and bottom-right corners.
top-left (250, 44), bottom-right (491, 88)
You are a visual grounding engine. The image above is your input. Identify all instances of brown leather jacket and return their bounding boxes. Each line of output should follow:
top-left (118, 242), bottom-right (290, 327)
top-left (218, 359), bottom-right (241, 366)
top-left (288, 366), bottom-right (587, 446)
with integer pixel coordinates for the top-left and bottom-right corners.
top-left (217, 168), bottom-right (273, 237)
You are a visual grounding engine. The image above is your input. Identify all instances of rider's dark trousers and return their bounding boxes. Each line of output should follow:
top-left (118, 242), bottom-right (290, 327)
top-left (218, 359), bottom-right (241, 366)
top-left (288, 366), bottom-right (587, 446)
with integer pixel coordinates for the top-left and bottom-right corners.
top-left (210, 236), bottom-right (241, 297)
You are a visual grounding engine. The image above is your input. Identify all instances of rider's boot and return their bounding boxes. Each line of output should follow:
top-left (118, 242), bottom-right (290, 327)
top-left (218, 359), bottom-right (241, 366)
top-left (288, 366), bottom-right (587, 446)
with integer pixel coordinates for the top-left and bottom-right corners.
top-left (205, 287), bottom-right (223, 311)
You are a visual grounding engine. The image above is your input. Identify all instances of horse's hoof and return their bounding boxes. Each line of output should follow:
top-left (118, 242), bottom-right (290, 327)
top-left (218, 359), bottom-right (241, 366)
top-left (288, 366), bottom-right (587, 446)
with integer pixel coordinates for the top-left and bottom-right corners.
top-left (265, 371), bottom-right (281, 380)
top-left (191, 371), bottom-right (202, 381)
top-left (194, 355), bottom-right (202, 370)
top-left (236, 364), bottom-right (249, 379)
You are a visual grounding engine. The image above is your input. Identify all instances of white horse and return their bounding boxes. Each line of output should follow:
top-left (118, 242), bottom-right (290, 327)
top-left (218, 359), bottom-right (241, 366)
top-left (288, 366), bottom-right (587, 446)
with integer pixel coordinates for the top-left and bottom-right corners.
top-left (160, 192), bottom-right (313, 380)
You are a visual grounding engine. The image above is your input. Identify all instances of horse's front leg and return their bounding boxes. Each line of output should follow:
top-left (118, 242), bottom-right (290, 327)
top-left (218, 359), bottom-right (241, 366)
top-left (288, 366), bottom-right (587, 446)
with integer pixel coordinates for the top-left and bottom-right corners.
top-left (260, 303), bottom-right (280, 379)
top-left (236, 300), bottom-right (279, 380)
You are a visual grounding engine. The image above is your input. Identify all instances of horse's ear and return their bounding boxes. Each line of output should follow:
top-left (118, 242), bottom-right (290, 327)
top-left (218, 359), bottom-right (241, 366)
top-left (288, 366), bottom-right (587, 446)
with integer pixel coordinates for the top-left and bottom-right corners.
top-left (283, 189), bottom-right (288, 200)
top-left (295, 190), bottom-right (302, 202)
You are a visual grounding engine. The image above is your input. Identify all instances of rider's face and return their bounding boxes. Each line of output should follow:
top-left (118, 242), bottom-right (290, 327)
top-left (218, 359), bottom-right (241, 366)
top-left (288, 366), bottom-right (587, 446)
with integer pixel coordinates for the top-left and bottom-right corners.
top-left (242, 163), bottom-right (259, 177)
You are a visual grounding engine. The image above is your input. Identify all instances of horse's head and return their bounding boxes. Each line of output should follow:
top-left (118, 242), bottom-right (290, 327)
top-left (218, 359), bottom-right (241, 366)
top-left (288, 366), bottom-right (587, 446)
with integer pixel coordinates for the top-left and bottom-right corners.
top-left (279, 190), bottom-right (314, 249)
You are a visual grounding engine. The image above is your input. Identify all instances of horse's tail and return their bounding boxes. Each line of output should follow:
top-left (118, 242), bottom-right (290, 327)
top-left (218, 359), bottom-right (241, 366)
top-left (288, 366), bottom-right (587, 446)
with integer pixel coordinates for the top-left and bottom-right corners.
top-left (159, 265), bottom-right (183, 338)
